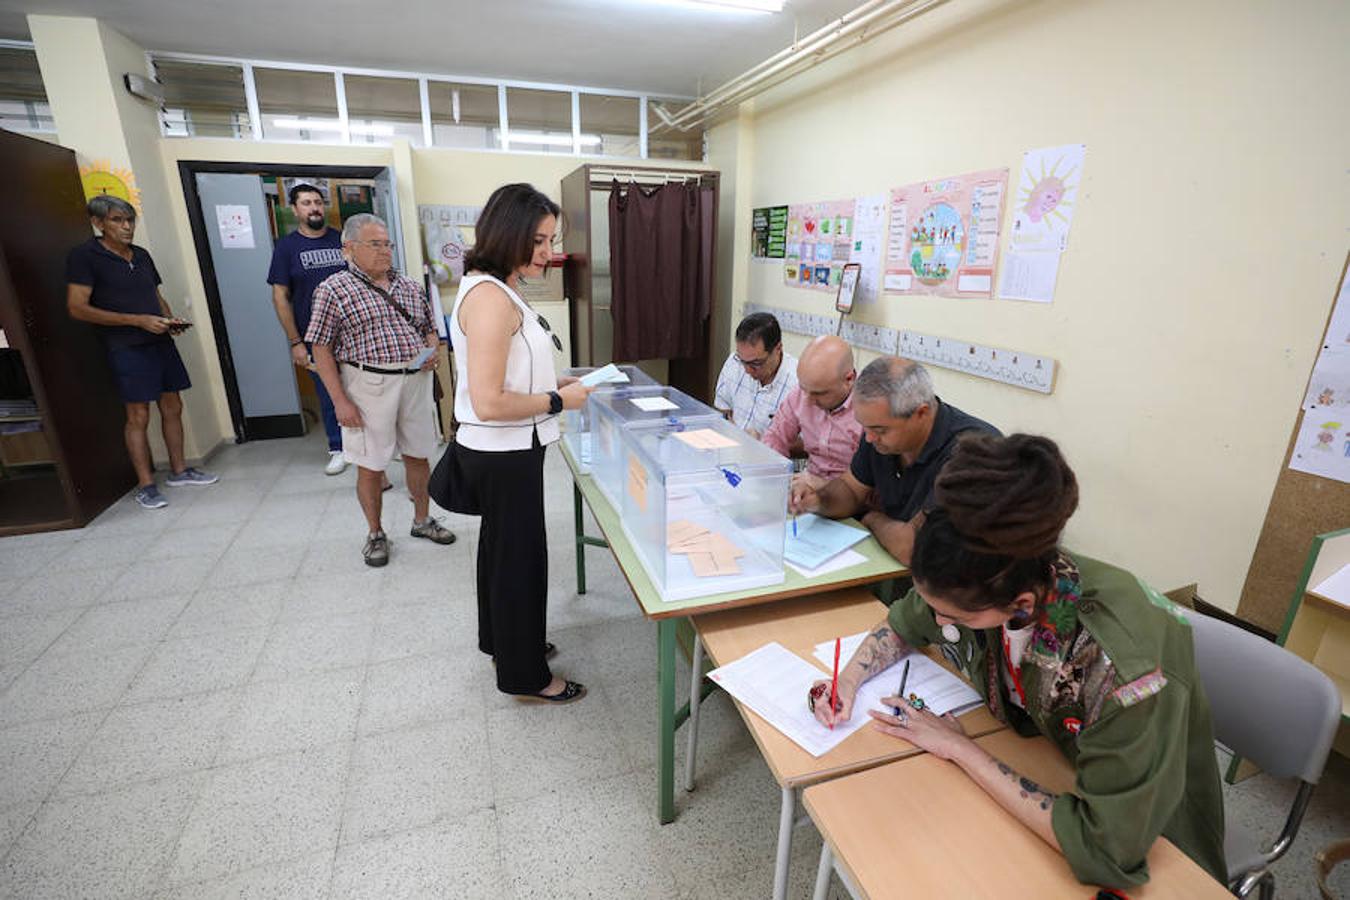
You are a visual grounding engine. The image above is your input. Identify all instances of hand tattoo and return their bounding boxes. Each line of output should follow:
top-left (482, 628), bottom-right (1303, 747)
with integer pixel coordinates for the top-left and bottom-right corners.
top-left (997, 761), bottom-right (1057, 812)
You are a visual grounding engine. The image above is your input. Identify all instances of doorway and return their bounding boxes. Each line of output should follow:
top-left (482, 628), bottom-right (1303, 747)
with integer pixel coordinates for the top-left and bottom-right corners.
top-left (178, 162), bottom-right (406, 443)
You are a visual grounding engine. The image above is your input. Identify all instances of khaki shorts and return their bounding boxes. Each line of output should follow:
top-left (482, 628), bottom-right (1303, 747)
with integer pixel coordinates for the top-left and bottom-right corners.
top-left (340, 364), bottom-right (437, 471)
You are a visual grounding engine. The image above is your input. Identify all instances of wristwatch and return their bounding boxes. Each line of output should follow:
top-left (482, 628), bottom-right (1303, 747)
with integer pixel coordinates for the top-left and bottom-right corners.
top-left (546, 390), bottom-right (563, 414)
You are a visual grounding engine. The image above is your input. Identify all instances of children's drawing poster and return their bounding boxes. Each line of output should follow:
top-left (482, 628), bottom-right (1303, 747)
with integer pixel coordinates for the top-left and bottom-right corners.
top-left (1289, 260), bottom-right (1350, 484)
top-left (1008, 144), bottom-right (1085, 253)
top-left (884, 168), bottom-right (1008, 298)
top-left (784, 199), bottom-right (857, 291)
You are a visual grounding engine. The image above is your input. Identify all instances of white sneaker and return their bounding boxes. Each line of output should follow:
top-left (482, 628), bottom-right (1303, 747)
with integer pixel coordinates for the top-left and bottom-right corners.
top-left (325, 451), bottom-right (348, 476)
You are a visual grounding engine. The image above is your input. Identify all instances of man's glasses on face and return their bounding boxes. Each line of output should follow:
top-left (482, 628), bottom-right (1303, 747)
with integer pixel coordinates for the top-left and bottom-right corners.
top-left (537, 314), bottom-right (563, 352)
top-left (735, 345), bottom-right (778, 371)
top-left (357, 240), bottom-right (393, 250)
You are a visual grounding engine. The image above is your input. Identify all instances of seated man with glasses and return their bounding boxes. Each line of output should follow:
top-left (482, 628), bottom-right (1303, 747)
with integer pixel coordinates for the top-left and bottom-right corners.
top-left (713, 312), bottom-right (798, 439)
top-left (306, 213), bottom-right (456, 567)
top-left (789, 357), bottom-right (999, 566)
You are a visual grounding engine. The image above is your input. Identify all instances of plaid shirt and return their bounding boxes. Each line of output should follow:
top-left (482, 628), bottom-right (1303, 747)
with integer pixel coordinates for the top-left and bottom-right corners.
top-left (305, 266), bottom-right (434, 365)
top-left (760, 387), bottom-right (862, 479)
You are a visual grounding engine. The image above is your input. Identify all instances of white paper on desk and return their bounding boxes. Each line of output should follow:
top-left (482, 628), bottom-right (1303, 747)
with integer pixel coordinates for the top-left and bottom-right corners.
top-left (705, 642), bottom-right (869, 757)
top-left (813, 633), bottom-right (983, 718)
top-left (631, 396), bottom-right (679, 412)
top-left (1311, 563), bottom-right (1350, 609)
top-left (784, 514), bottom-right (869, 569)
top-left (784, 548), bottom-right (867, 579)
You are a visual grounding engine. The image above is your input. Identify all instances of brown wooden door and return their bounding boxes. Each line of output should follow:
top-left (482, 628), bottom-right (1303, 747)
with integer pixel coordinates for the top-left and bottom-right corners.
top-left (0, 129), bottom-right (136, 530)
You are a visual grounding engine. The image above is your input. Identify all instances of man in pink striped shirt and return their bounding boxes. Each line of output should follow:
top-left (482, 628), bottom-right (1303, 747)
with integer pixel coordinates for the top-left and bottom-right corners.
top-left (761, 335), bottom-right (862, 493)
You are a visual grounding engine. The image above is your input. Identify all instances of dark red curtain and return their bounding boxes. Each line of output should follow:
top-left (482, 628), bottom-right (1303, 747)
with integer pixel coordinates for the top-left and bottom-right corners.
top-left (608, 180), bottom-right (713, 361)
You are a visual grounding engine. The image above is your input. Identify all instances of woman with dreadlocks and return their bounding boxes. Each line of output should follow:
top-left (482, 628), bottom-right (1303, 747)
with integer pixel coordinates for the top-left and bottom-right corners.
top-left (808, 433), bottom-right (1226, 890)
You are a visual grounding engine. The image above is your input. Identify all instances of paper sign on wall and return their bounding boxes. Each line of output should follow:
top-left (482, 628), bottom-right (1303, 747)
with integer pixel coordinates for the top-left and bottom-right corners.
top-left (884, 168), bottom-right (1008, 298)
top-left (1289, 261), bottom-right (1350, 484)
top-left (784, 198), bottom-right (857, 291)
top-left (998, 143), bottom-right (1087, 304)
top-left (215, 204), bottom-right (255, 250)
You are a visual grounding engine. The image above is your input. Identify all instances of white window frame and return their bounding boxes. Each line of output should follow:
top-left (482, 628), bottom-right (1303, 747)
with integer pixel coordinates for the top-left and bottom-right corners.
top-left (145, 49), bottom-right (697, 161)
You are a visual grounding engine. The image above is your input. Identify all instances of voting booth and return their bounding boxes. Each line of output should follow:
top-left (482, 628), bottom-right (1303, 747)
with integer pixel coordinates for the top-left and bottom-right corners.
top-left (590, 388), bottom-right (791, 601)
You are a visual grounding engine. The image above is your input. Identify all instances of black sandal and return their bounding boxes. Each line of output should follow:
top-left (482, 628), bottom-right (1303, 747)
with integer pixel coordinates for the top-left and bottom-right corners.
top-left (516, 680), bottom-right (586, 705)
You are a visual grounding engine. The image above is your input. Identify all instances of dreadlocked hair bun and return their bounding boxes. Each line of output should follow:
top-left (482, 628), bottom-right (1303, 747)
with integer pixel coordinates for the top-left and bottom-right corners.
top-left (934, 433), bottom-right (1078, 559)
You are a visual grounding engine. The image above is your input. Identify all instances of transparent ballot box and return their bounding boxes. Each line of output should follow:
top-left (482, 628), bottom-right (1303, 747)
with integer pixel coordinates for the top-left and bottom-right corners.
top-left (559, 365), bottom-right (661, 473)
top-left (598, 413), bottom-right (791, 602)
top-left (589, 387), bottom-right (722, 507)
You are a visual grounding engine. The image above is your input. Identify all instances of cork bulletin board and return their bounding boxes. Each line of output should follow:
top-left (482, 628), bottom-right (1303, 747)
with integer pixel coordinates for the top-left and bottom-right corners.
top-left (1237, 251), bottom-right (1350, 633)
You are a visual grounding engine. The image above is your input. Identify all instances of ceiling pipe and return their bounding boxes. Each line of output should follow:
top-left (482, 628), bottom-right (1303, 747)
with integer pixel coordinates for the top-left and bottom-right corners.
top-left (652, 0), bottom-right (950, 134)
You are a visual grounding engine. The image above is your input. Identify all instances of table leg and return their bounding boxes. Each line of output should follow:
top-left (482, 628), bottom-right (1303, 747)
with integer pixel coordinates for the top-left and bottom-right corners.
top-left (773, 784), bottom-right (795, 900)
top-left (812, 842), bottom-right (834, 900)
top-left (658, 617), bottom-right (677, 824)
top-left (684, 634), bottom-right (704, 792)
top-left (573, 482), bottom-right (587, 595)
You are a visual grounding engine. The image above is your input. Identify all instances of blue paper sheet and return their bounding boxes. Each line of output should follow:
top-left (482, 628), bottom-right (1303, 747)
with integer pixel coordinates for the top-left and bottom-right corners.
top-left (783, 514), bottom-right (869, 570)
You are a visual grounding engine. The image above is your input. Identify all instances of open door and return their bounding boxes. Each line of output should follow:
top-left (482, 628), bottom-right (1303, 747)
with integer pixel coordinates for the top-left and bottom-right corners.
top-left (371, 167), bottom-right (406, 274)
top-left (194, 172), bottom-right (304, 440)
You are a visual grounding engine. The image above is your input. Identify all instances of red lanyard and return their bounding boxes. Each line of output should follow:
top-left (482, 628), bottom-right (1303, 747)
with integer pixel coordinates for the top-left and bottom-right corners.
top-left (1002, 629), bottom-right (1028, 708)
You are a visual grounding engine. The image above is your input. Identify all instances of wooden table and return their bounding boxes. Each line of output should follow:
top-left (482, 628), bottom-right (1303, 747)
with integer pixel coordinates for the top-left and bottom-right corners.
top-left (561, 442), bottom-right (907, 824)
top-left (691, 588), bottom-right (1005, 900)
top-left (803, 729), bottom-right (1232, 899)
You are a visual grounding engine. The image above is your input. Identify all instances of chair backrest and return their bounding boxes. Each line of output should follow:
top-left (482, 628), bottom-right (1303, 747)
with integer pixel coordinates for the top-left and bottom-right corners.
top-left (1181, 608), bottom-right (1341, 783)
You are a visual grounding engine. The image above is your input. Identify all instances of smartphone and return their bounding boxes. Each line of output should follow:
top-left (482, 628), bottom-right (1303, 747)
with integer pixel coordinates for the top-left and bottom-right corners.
top-left (168, 319), bottom-right (193, 335)
top-left (411, 347), bottom-right (435, 369)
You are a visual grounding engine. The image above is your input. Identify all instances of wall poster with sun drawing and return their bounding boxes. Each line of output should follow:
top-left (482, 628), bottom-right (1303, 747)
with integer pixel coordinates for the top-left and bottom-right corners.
top-left (883, 167), bottom-right (1008, 299)
top-left (997, 143), bottom-right (1086, 304)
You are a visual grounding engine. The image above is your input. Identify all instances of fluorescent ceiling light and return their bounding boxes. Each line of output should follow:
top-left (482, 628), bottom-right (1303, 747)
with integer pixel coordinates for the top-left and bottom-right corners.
top-left (270, 116), bottom-right (395, 137)
top-left (635, 0), bottom-right (782, 12)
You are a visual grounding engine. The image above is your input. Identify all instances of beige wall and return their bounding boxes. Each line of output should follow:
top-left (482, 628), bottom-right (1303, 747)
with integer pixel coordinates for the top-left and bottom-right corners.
top-left (708, 0), bottom-right (1350, 612)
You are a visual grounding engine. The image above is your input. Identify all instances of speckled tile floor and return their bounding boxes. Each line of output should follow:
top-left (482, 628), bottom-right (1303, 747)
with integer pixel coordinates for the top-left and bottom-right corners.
top-left (0, 431), bottom-right (1346, 899)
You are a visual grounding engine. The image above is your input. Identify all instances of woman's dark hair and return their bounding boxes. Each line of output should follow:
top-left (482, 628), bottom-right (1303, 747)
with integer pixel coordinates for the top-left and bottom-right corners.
top-left (463, 183), bottom-right (561, 281)
top-left (911, 433), bottom-right (1079, 612)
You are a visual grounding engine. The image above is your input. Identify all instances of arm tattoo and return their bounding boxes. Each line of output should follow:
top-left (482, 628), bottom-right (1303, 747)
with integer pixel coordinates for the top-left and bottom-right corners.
top-left (853, 626), bottom-right (910, 678)
top-left (996, 760), bottom-right (1057, 812)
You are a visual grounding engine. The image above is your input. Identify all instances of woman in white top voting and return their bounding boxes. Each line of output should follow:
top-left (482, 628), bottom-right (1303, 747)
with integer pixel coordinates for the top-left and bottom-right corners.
top-left (450, 184), bottom-right (592, 703)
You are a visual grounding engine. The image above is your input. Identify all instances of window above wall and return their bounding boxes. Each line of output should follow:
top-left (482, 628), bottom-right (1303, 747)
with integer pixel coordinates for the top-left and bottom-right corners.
top-left (0, 43), bottom-right (55, 134)
top-left (142, 51), bottom-right (702, 161)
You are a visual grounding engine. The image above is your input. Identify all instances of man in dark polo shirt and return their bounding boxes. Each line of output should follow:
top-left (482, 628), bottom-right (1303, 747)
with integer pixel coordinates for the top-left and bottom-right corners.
top-left (267, 182), bottom-right (348, 475)
top-left (66, 195), bottom-right (217, 510)
top-left (790, 357), bottom-right (998, 565)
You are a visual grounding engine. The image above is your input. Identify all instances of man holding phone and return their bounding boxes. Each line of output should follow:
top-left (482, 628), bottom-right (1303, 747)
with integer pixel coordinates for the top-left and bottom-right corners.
top-left (267, 182), bottom-right (348, 475)
top-left (66, 195), bottom-right (217, 510)
top-left (306, 213), bottom-right (454, 566)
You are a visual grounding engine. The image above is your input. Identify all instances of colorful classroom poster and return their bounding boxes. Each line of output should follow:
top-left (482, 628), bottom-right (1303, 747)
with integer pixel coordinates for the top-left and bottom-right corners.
top-left (883, 168), bottom-right (1008, 298)
top-left (848, 192), bottom-right (888, 307)
top-left (752, 205), bottom-right (788, 259)
top-left (998, 143), bottom-right (1086, 304)
top-left (1289, 261), bottom-right (1350, 484)
top-left (784, 199), bottom-right (857, 291)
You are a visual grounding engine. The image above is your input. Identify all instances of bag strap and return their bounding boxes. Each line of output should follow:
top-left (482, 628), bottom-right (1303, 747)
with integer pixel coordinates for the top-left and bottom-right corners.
top-left (357, 272), bottom-right (424, 332)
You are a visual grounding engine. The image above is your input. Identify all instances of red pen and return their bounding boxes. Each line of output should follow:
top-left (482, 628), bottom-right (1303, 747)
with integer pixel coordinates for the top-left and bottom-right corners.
top-left (829, 637), bottom-right (841, 730)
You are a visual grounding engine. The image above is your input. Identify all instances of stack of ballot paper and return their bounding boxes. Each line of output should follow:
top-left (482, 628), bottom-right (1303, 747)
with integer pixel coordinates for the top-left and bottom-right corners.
top-left (705, 639), bottom-right (984, 758)
top-left (813, 633), bottom-right (983, 719)
top-left (578, 363), bottom-right (629, 387)
top-left (784, 514), bottom-right (869, 571)
top-left (668, 519), bottom-right (746, 577)
top-left (672, 428), bottom-right (739, 451)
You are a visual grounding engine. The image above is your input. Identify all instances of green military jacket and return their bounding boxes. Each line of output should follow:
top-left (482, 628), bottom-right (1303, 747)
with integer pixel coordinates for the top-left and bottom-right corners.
top-left (887, 551), bottom-right (1228, 889)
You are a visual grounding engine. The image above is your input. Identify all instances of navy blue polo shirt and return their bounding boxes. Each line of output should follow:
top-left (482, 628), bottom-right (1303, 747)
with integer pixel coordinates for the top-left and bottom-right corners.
top-left (850, 397), bottom-right (1001, 522)
top-left (267, 228), bottom-right (346, 338)
top-left (65, 238), bottom-right (167, 349)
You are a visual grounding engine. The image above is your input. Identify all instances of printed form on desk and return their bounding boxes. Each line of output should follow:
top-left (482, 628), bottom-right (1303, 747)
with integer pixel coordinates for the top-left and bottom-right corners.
top-left (813, 632), bottom-right (983, 718)
top-left (706, 642), bottom-right (873, 756)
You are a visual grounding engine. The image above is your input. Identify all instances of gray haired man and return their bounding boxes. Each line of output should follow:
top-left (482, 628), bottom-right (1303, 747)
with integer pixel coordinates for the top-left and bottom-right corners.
top-left (66, 195), bottom-right (217, 509)
top-left (789, 357), bottom-right (999, 565)
top-left (306, 214), bottom-right (455, 566)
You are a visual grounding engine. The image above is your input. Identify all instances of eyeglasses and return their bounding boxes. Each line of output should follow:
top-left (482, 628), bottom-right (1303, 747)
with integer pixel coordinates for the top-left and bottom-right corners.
top-left (735, 345), bottom-right (778, 370)
top-left (537, 314), bottom-right (563, 352)
top-left (356, 240), bottom-right (393, 250)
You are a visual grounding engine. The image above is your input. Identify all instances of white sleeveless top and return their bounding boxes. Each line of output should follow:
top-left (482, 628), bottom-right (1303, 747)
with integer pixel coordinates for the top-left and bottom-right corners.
top-left (450, 273), bottom-right (561, 451)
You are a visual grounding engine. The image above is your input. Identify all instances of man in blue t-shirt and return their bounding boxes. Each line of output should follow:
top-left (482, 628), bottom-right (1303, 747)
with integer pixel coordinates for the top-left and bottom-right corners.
top-left (66, 195), bottom-right (219, 510)
top-left (267, 183), bottom-right (349, 474)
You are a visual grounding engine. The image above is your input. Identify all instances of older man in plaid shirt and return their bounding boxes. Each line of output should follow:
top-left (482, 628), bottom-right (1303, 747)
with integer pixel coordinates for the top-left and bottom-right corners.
top-left (307, 213), bottom-right (455, 567)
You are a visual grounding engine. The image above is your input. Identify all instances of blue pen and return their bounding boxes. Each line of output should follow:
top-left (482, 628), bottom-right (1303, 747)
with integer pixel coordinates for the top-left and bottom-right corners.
top-left (792, 514), bottom-right (798, 537)
top-left (894, 659), bottom-right (910, 716)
